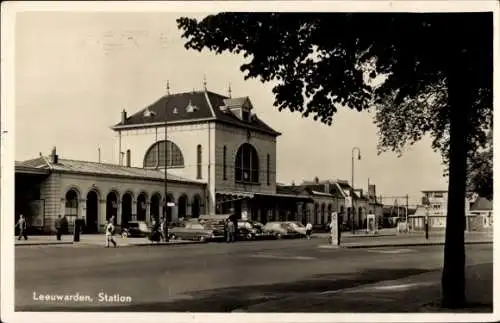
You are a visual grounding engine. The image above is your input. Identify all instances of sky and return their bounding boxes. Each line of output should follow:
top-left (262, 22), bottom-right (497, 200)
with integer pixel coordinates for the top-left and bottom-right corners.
top-left (14, 11), bottom-right (449, 205)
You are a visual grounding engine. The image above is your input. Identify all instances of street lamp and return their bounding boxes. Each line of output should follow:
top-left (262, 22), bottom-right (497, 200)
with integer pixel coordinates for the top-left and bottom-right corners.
top-left (163, 82), bottom-right (170, 242)
top-left (351, 147), bottom-right (361, 234)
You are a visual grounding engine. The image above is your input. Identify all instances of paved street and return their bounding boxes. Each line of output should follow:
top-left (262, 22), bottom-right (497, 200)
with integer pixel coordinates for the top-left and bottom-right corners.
top-left (15, 238), bottom-right (492, 312)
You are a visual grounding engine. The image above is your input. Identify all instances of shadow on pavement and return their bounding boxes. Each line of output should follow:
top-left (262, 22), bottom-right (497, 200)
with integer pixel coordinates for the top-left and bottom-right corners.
top-left (17, 267), bottom-right (433, 312)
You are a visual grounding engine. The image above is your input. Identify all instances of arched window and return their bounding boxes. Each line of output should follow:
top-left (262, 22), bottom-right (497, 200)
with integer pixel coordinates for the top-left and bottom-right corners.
top-left (143, 140), bottom-right (184, 168)
top-left (223, 146), bottom-right (227, 180)
top-left (235, 143), bottom-right (259, 183)
top-left (266, 154), bottom-right (270, 185)
top-left (65, 189), bottom-right (79, 217)
top-left (196, 144), bottom-right (202, 179)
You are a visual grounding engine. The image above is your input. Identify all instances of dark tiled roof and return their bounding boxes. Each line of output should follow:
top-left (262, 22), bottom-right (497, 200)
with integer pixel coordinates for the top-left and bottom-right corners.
top-left (113, 90), bottom-right (280, 136)
top-left (16, 157), bottom-right (205, 185)
top-left (470, 197), bottom-right (493, 211)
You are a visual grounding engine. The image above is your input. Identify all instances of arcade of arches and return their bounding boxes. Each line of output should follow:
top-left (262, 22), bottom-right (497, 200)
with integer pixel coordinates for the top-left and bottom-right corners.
top-left (62, 187), bottom-right (205, 233)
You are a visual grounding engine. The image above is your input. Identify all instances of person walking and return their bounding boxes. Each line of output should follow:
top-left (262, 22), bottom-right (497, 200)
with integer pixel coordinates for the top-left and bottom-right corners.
top-left (160, 217), bottom-right (168, 242)
top-left (305, 222), bottom-right (313, 240)
top-left (55, 214), bottom-right (63, 240)
top-left (16, 214), bottom-right (28, 240)
top-left (227, 219), bottom-right (235, 243)
top-left (105, 216), bottom-right (117, 248)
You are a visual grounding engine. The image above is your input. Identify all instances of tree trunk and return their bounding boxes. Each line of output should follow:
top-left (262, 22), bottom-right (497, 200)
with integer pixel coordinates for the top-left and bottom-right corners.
top-left (441, 60), bottom-right (471, 308)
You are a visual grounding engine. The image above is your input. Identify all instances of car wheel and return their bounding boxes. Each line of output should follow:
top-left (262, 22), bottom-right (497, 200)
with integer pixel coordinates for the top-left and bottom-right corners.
top-left (170, 234), bottom-right (176, 240)
top-left (199, 236), bottom-right (206, 242)
top-left (275, 233), bottom-right (282, 239)
top-left (246, 233), bottom-right (253, 240)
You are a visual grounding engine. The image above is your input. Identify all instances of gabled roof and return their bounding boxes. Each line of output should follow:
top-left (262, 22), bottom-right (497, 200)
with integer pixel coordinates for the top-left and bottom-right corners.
top-left (112, 90), bottom-right (280, 137)
top-left (470, 197), bottom-right (493, 211)
top-left (16, 157), bottom-right (206, 185)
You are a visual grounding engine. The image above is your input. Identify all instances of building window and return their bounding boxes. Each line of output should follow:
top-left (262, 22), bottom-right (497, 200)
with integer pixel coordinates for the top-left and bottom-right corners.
top-left (223, 146), bottom-right (227, 180)
top-left (235, 143), bottom-right (259, 183)
top-left (197, 144), bottom-right (202, 179)
top-left (266, 154), bottom-right (270, 185)
top-left (143, 140), bottom-right (184, 168)
top-left (65, 189), bottom-right (79, 216)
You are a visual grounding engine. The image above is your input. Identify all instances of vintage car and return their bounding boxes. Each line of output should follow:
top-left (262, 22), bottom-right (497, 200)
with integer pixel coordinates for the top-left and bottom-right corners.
top-left (262, 221), bottom-right (303, 239)
top-left (122, 221), bottom-right (151, 238)
top-left (237, 220), bottom-right (273, 240)
top-left (168, 221), bottom-right (223, 242)
top-left (284, 221), bottom-right (308, 237)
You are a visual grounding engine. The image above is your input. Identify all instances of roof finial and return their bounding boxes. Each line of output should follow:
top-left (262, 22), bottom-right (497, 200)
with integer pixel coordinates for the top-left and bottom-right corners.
top-left (166, 80), bottom-right (170, 95)
top-left (228, 82), bottom-right (232, 98)
top-left (203, 74), bottom-right (207, 91)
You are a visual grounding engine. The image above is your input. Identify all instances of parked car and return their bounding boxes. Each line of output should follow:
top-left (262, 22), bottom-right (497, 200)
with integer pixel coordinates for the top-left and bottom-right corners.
top-left (262, 221), bottom-right (302, 239)
top-left (237, 220), bottom-right (273, 240)
top-left (285, 221), bottom-right (307, 237)
top-left (168, 222), bottom-right (222, 242)
top-left (248, 220), bottom-right (274, 239)
top-left (122, 221), bottom-right (150, 238)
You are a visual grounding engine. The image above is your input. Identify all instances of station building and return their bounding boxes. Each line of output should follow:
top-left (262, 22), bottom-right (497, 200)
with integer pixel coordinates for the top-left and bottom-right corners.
top-left (15, 89), bottom-right (314, 233)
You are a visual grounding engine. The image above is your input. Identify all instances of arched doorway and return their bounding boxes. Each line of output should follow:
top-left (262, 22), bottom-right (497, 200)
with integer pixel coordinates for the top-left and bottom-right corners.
top-left (320, 203), bottom-right (326, 225)
top-left (65, 189), bottom-right (79, 233)
top-left (314, 203), bottom-right (319, 225)
top-left (191, 195), bottom-right (201, 218)
top-left (150, 193), bottom-right (161, 222)
top-left (327, 204), bottom-right (333, 223)
top-left (136, 193), bottom-right (147, 221)
top-left (178, 194), bottom-right (187, 219)
top-left (85, 190), bottom-right (99, 233)
top-left (121, 192), bottom-right (133, 228)
top-left (106, 191), bottom-right (118, 225)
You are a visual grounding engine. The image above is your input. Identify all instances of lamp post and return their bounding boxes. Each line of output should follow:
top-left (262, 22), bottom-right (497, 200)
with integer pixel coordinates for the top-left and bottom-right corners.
top-left (351, 147), bottom-right (361, 234)
top-left (163, 82), bottom-right (170, 242)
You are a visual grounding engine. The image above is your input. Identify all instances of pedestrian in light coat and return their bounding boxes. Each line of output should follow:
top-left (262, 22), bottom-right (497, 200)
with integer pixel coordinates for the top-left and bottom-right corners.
top-left (105, 216), bottom-right (117, 248)
top-left (16, 214), bottom-right (28, 240)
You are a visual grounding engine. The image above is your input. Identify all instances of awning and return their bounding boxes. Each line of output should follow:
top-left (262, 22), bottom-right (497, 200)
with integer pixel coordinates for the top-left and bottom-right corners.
top-left (216, 191), bottom-right (255, 199)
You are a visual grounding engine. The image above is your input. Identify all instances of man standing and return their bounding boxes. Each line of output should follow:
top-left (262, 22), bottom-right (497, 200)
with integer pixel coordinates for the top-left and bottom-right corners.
top-left (16, 214), bottom-right (28, 240)
top-left (105, 216), bottom-right (117, 248)
top-left (55, 215), bottom-right (63, 240)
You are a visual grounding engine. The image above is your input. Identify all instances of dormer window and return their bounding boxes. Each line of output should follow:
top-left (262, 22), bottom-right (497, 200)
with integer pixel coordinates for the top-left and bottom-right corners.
top-left (223, 97), bottom-right (254, 122)
top-left (241, 110), bottom-right (250, 122)
top-left (186, 100), bottom-right (199, 113)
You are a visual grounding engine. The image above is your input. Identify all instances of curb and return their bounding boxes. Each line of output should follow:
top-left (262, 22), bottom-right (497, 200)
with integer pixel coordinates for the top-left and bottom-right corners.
top-left (15, 242), bottom-right (74, 247)
top-left (318, 240), bottom-right (493, 249)
top-left (15, 240), bottom-right (204, 247)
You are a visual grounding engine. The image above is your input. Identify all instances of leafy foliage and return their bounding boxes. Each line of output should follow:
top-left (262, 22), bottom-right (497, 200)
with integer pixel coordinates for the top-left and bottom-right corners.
top-left (177, 12), bottom-right (493, 309)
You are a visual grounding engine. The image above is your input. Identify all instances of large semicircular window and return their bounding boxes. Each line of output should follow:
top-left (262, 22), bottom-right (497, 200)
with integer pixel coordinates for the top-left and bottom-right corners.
top-left (143, 140), bottom-right (184, 168)
top-left (235, 143), bottom-right (259, 183)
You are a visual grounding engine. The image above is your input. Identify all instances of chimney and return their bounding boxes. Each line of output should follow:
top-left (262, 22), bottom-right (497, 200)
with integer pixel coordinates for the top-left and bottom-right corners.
top-left (121, 109), bottom-right (127, 124)
top-left (324, 182), bottom-right (330, 194)
top-left (126, 149), bottom-right (131, 167)
top-left (314, 176), bottom-right (319, 184)
top-left (51, 146), bottom-right (58, 164)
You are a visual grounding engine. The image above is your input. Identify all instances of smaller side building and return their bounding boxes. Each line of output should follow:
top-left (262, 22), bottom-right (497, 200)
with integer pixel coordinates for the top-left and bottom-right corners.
top-left (16, 148), bottom-right (207, 234)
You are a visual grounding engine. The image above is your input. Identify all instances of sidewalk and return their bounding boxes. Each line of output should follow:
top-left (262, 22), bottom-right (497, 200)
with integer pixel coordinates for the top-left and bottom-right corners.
top-left (318, 231), bottom-right (493, 249)
top-left (14, 234), bottom-right (199, 247)
top-left (241, 262), bottom-right (493, 312)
